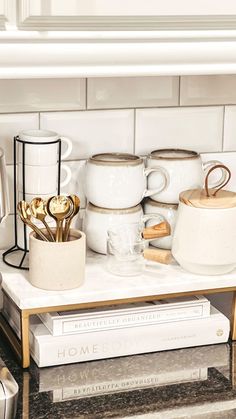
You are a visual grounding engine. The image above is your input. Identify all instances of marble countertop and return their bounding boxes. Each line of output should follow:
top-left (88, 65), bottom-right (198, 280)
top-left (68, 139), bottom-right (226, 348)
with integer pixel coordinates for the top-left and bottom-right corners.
top-left (2, 333), bottom-right (236, 419)
top-left (2, 250), bottom-right (236, 310)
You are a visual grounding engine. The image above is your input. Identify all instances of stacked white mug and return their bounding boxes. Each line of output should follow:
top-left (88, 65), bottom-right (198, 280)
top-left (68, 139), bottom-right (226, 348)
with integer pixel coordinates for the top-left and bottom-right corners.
top-left (83, 152), bottom-right (168, 254)
top-left (143, 149), bottom-right (227, 251)
top-left (17, 129), bottom-right (73, 249)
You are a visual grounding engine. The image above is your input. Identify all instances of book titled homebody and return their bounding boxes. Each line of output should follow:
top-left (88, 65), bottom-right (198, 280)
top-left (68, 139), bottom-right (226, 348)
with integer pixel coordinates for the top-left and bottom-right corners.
top-left (38, 295), bottom-right (210, 336)
top-left (3, 301), bottom-right (229, 367)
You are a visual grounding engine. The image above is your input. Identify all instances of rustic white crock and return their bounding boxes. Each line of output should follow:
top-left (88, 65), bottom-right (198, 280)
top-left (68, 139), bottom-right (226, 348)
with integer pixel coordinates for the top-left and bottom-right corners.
top-left (29, 228), bottom-right (86, 290)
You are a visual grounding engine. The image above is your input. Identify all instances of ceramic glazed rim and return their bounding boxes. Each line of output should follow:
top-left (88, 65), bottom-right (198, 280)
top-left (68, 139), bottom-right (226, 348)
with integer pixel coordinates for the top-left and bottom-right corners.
top-left (20, 129), bottom-right (59, 142)
top-left (30, 228), bottom-right (84, 244)
top-left (87, 202), bottom-right (142, 214)
top-left (89, 153), bottom-right (143, 166)
top-left (149, 149), bottom-right (199, 161)
top-left (144, 198), bottom-right (178, 210)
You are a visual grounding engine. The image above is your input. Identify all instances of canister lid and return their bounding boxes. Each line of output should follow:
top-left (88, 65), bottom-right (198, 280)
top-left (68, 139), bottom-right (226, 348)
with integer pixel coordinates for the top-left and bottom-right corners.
top-left (179, 164), bottom-right (236, 209)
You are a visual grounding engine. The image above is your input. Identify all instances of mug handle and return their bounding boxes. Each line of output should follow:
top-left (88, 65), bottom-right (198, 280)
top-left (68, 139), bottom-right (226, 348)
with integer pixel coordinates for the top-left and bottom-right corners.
top-left (60, 136), bottom-right (73, 160)
top-left (143, 166), bottom-right (169, 198)
top-left (203, 160), bottom-right (228, 189)
top-left (60, 165), bottom-right (72, 188)
top-left (141, 213), bottom-right (170, 242)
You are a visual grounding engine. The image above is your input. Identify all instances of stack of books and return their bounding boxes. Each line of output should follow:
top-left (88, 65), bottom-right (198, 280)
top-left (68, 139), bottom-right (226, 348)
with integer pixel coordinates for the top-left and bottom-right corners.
top-left (2, 294), bottom-right (230, 368)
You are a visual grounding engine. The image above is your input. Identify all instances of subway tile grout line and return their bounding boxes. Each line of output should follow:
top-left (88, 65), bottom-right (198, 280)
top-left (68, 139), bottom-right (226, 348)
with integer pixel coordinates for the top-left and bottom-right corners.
top-left (85, 78), bottom-right (88, 110)
top-left (178, 76), bottom-right (181, 107)
top-left (222, 106), bottom-right (226, 152)
top-left (133, 109), bottom-right (136, 154)
top-left (1, 103), bottom-right (236, 116)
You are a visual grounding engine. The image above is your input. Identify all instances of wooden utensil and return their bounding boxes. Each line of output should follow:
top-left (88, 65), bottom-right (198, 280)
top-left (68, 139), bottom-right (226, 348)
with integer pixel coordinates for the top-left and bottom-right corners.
top-left (143, 248), bottom-right (173, 264)
top-left (17, 201), bottom-right (49, 242)
top-left (30, 197), bottom-right (55, 242)
top-left (63, 195), bottom-right (80, 241)
top-left (46, 196), bottom-right (72, 242)
top-left (142, 221), bottom-right (171, 240)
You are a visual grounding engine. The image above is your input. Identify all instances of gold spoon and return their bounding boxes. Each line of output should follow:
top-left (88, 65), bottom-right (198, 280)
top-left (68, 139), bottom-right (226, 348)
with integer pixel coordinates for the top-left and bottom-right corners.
top-left (17, 201), bottom-right (49, 242)
top-left (63, 195), bottom-right (80, 241)
top-left (30, 198), bottom-right (55, 242)
top-left (46, 196), bottom-right (72, 242)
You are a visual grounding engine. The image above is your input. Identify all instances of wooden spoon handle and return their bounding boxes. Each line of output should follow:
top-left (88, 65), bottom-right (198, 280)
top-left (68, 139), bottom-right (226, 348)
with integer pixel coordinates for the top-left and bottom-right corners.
top-left (142, 221), bottom-right (171, 240)
top-left (143, 248), bottom-right (173, 264)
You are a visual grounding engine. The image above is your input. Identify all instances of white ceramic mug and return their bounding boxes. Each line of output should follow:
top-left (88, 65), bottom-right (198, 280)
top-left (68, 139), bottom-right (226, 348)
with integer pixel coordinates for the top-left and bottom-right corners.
top-left (83, 203), bottom-right (165, 254)
top-left (143, 198), bottom-right (178, 250)
top-left (146, 149), bottom-right (227, 204)
top-left (84, 153), bottom-right (168, 209)
top-left (18, 163), bottom-right (71, 194)
top-left (172, 201), bottom-right (236, 275)
top-left (18, 129), bottom-right (73, 166)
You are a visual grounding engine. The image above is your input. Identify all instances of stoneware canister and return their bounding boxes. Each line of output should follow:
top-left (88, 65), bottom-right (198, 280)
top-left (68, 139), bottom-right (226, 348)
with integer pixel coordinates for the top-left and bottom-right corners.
top-left (146, 149), bottom-right (227, 204)
top-left (172, 165), bottom-right (236, 275)
top-left (84, 153), bottom-right (168, 209)
top-left (143, 198), bottom-right (178, 250)
top-left (29, 228), bottom-right (86, 290)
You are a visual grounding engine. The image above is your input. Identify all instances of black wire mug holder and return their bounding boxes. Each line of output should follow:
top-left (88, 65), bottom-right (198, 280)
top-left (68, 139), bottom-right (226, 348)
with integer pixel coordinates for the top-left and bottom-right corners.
top-left (2, 136), bottom-right (62, 270)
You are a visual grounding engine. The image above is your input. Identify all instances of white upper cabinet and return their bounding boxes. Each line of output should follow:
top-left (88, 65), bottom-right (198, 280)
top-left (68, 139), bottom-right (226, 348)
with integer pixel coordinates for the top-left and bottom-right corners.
top-left (0, 0), bottom-right (15, 29)
top-left (1, 1), bottom-right (236, 78)
top-left (17, 0), bottom-right (236, 30)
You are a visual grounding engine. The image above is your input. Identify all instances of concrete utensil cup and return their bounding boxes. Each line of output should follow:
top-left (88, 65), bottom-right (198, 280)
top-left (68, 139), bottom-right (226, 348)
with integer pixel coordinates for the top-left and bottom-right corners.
top-left (29, 228), bottom-right (86, 290)
top-left (146, 149), bottom-right (227, 204)
top-left (172, 165), bottom-right (236, 275)
top-left (84, 153), bottom-right (168, 209)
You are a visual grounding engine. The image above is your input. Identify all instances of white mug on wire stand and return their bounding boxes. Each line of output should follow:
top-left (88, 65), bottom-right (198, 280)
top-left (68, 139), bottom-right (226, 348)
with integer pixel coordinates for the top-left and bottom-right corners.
top-left (18, 129), bottom-right (73, 166)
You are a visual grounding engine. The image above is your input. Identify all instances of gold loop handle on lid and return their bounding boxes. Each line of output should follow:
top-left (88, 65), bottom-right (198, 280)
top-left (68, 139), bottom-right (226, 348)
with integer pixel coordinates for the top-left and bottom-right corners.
top-left (205, 164), bottom-right (231, 197)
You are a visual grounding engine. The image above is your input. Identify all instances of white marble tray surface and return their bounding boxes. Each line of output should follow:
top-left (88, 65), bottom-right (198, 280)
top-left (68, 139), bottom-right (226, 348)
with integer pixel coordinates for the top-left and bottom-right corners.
top-left (0, 250), bottom-right (236, 310)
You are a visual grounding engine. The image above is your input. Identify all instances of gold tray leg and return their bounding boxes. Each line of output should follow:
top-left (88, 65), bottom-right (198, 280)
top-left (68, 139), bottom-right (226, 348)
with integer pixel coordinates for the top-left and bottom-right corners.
top-left (20, 310), bottom-right (30, 369)
top-left (231, 291), bottom-right (236, 341)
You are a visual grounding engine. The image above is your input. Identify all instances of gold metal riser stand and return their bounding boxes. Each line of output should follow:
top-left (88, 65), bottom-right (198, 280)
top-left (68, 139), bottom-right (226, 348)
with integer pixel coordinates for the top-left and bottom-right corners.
top-left (0, 287), bottom-right (236, 369)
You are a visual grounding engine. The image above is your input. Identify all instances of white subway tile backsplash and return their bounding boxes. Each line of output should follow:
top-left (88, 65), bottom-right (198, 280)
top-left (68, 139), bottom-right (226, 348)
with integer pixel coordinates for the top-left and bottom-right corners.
top-left (181, 75), bottom-right (236, 106)
top-left (0, 79), bottom-right (86, 112)
top-left (135, 107), bottom-right (224, 155)
top-left (87, 77), bottom-right (179, 109)
top-left (223, 106), bottom-right (236, 151)
top-left (201, 152), bottom-right (236, 191)
top-left (40, 110), bottom-right (134, 159)
top-left (0, 113), bottom-right (39, 164)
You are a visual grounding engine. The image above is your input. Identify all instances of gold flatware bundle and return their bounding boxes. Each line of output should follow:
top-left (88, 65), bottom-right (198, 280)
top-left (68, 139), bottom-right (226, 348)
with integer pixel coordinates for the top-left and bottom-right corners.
top-left (17, 194), bottom-right (80, 243)
top-left (17, 201), bottom-right (49, 242)
top-left (30, 197), bottom-right (55, 242)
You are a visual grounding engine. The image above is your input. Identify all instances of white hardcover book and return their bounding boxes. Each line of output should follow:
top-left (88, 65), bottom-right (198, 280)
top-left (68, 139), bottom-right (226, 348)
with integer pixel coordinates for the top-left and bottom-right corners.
top-left (36, 343), bottom-right (229, 392)
top-left (51, 368), bottom-right (208, 402)
top-left (3, 301), bottom-right (229, 367)
top-left (38, 295), bottom-right (210, 336)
